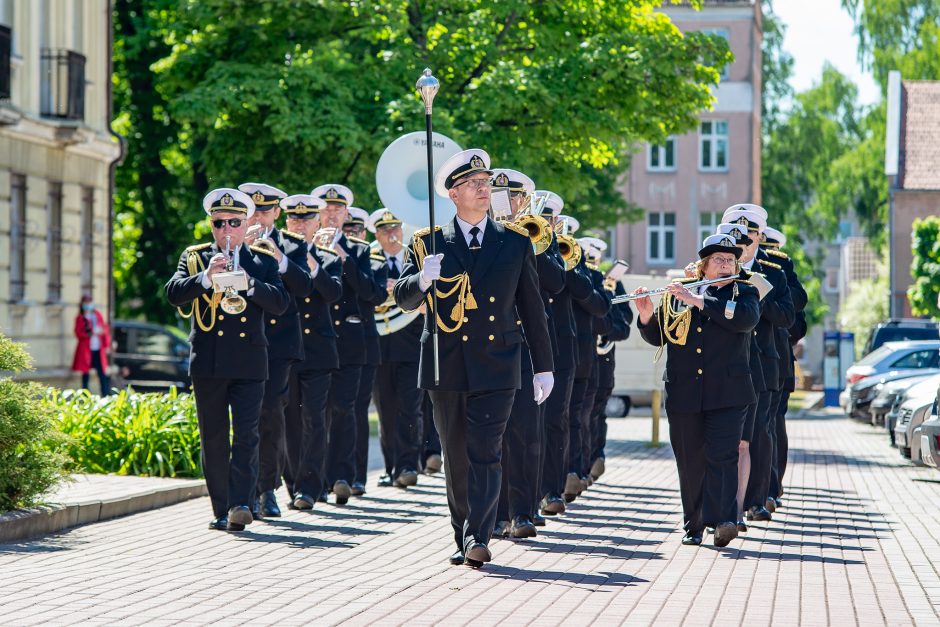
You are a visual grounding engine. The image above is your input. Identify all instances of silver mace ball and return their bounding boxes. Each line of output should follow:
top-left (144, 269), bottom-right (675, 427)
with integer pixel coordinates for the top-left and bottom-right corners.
top-left (416, 68), bottom-right (439, 114)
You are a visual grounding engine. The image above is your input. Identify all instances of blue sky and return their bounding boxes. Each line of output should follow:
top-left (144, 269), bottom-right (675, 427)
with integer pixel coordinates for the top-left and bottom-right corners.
top-left (775, 0), bottom-right (882, 105)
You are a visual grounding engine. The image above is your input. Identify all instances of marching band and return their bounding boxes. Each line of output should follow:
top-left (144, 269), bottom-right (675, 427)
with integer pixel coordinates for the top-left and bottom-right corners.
top-left (164, 142), bottom-right (806, 565)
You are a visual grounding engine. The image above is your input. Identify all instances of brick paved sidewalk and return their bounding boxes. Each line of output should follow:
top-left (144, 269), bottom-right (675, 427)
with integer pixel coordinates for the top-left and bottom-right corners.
top-left (1, 411), bottom-right (939, 626)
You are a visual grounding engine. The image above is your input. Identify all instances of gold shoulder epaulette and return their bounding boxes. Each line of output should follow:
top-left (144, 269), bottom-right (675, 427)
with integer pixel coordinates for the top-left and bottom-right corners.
top-left (734, 278), bottom-right (754, 285)
top-left (186, 242), bottom-right (211, 253)
top-left (347, 236), bottom-right (369, 245)
top-left (316, 244), bottom-right (337, 257)
top-left (250, 244), bottom-right (277, 258)
top-left (413, 226), bottom-right (442, 239)
top-left (370, 253), bottom-right (386, 262)
top-left (758, 258), bottom-right (781, 270)
top-left (766, 248), bottom-right (789, 260)
top-left (502, 221), bottom-right (529, 238)
top-left (281, 229), bottom-right (305, 241)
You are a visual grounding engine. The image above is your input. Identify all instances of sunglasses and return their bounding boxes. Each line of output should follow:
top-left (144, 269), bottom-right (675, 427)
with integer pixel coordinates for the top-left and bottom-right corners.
top-left (211, 218), bottom-right (244, 229)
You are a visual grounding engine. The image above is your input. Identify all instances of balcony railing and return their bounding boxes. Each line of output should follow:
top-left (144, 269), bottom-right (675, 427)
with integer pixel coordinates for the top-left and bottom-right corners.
top-left (0, 25), bottom-right (10, 100)
top-left (40, 48), bottom-right (85, 120)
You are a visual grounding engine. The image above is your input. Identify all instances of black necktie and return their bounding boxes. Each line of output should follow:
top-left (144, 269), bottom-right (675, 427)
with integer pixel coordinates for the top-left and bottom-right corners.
top-left (469, 226), bottom-right (482, 251)
top-left (388, 255), bottom-right (399, 279)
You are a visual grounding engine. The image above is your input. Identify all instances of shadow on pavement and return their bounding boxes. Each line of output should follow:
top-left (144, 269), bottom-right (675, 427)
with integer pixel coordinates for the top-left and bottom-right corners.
top-left (713, 546), bottom-right (865, 565)
top-left (483, 566), bottom-right (649, 587)
top-left (524, 540), bottom-right (664, 561)
top-left (789, 448), bottom-right (901, 469)
top-left (231, 531), bottom-right (355, 550)
top-left (261, 518), bottom-right (390, 536)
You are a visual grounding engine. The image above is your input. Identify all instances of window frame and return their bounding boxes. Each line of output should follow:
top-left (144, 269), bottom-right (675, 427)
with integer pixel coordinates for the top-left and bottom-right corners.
top-left (47, 181), bottom-right (63, 303)
top-left (697, 211), bottom-right (722, 247)
top-left (647, 136), bottom-right (677, 172)
top-left (9, 173), bottom-right (26, 302)
top-left (647, 211), bottom-right (677, 265)
top-left (699, 120), bottom-right (729, 172)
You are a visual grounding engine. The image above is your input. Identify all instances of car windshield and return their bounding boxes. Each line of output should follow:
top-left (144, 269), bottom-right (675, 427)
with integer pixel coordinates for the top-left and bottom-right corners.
top-left (856, 344), bottom-right (896, 367)
top-left (876, 327), bottom-right (939, 346)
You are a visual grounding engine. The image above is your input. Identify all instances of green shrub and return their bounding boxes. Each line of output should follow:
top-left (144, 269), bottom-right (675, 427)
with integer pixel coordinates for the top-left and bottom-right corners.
top-left (50, 387), bottom-right (202, 478)
top-left (0, 335), bottom-right (68, 512)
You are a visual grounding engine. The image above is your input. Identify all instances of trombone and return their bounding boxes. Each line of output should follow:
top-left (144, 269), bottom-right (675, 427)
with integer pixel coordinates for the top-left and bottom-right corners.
top-left (553, 217), bottom-right (581, 271)
top-left (514, 191), bottom-right (554, 255)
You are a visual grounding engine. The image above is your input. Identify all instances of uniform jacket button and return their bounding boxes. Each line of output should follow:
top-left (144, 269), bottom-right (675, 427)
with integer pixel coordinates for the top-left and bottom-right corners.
top-left (334, 305), bottom-right (340, 310)
top-left (335, 320), bottom-right (341, 326)
top-left (489, 296), bottom-right (495, 303)
top-left (269, 319), bottom-right (276, 325)
top-left (305, 297), bottom-right (311, 303)
top-left (218, 315), bottom-right (225, 321)
top-left (463, 317), bottom-right (469, 323)
top-left (304, 313), bottom-right (310, 319)
top-left (696, 348), bottom-right (702, 354)
top-left (548, 298), bottom-right (554, 304)
top-left (696, 327), bottom-right (702, 333)
top-left (488, 334), bottom-right (494, 341)
top-left (218, 330), bottom-right (224, 336)
top-left (240, 316), bottom-right (247, 323)
top-left (697, 368), bottom-right (703, 375)
top-left (462, 335), bottom-right (468, 342)
top-left (489, 315), bottom-right (495, 321)
top-left (305, 329), bottom-right (310, 334)
top-left (239, 332), bottom-right (246, 338)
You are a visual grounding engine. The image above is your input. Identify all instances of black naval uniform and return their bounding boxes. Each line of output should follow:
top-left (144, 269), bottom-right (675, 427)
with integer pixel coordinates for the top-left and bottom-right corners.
top-left (354, 251), bottom-right (390, 488)
top-left (394, 217), bottom-right (553, 556)
top-left (541, 254), bottom-right (597, 507)
top-left (375, 248), bottom-right (424, 482)
top-left (256, 228), bottom-right (314, 515)
top-left (743, 249), bottom-right (794, 516)
top-left (282, 245), bottom-right (343, 503)
top-left (165, 242), bottom-right (290, 521)
top-left (326, 234), bottom-right (381, 498)
top-left (637, 278), bottom-right (760, 534)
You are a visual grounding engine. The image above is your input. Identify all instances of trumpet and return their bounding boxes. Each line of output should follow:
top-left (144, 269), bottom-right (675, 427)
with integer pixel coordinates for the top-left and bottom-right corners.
top-left (313, 227), bottom-right (341, 249)
top-left (611, 275), bottom-right (738, 304)
top-left (556, 234), bottom-right (581, 271)
top-left (220, 235), bottom-right (248, 315)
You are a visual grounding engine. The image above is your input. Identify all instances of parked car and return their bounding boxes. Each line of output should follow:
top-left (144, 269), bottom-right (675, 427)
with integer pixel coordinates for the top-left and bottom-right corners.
top-left (867, 371), bottom-right (940, 426)
top-left (893, 374), bottom-right (940, 459)
top-left (111, 320), bottom-right (191, 392)
top-left (845, 340), bottom-right (940, 386)
top-left (861, 319), bottom-right (939, 357)
top-left (845, 368), bottom-right (938, 420)
top-left (918, 411), bottom-right (940, 468)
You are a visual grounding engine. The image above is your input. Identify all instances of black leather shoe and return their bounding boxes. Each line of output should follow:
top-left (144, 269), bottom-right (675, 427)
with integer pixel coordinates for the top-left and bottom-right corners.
top-left (448, 550), bottom-right (465, 566)
top-left (737, 520), bottom-right (748, 533)
top-left (425, 454), bottom-right (443, 474)
top-left (394, 469), bottom-right (419, 488)
top-left (209, 517), bottom-right (229, 531)
top-left (713, 522), bottom-right (739, 547)
top-left (333, 480), bottom-right (351, 505)
top-left (510, 516), bottom-right (537, 539)
top-left (317, 489), bottom-right (329, 503)
top-left (377, 474), bottom-right (393, 487)
top-left (746, 506), bottom-right (772, 521)
top-left (765, 497), bottom-right (776, 514)
top-left (682, 532), bottom-right (703, 546)
top-left (773, 496), bottom-right (783, 509)
top-left (351, 482), bottom-right (366, 496)
top-left (260, 490), bottom-right (281, 517)
top-left (563, 472), bottom-right (581, 502)
top-left (250, 497), bottom-right (263, 520)
top-left (227, 505), bottom-right (252, 529)
top-left (590, 457), bottom-right (606, 480)
top-left (494, 520), bottom-right (511, 538)
top-left (541, 495), bottom-right (566, 515)
top-left (465, 542), bottom-right (492, 568)
top-left (293, 493), bottom-right (315, 510)
top-left (533, 512), bottom-right (546, 527)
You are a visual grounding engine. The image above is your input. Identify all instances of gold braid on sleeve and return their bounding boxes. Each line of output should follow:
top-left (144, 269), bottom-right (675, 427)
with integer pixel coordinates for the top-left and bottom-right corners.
top-left (176, 251), bottom-right (222, 332)
top-left (412, 232), bottom-right (477, 334)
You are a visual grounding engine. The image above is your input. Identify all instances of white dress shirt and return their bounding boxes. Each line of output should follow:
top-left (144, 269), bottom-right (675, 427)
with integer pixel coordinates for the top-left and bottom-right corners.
top-left (455, 214), bottom-right (488, 247)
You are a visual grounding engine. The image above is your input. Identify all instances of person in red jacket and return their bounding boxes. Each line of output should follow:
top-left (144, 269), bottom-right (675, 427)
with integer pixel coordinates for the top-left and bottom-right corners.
top-left (71, 294), bottom-right (111, 395)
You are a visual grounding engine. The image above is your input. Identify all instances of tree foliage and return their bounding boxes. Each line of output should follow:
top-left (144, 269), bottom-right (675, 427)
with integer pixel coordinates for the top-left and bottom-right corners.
top-left (908, 216), bottom-right (940, 319)
top-left (839, 270), bottom-right (889, 356)
top-left (112, 1), bottom-right (731, 323)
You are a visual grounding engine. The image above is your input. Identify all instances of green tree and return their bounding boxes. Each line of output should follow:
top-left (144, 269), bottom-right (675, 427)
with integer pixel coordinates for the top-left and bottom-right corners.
top-left (908, 216), bottom-right (940, 319)
top-left (839, 271), bottom-right (890, 357)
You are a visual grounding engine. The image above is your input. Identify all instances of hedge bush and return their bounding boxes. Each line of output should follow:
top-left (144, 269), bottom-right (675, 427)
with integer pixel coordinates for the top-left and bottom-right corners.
top-left (0, 335), bottom-right (68, 512)
top-left (50, 387), bottom-right (203, 478)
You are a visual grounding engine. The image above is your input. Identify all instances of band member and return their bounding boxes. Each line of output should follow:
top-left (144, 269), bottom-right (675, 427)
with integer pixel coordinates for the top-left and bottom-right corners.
top-left (311, 184), bottom-right (383, 504)
top-left (369, 208), bottom-right (424, 489)
top-left (278, 195), bottom-right (343, 510)
top-left (722, 206), bottom-right (794, 523)
top-left (490, 169), bottom-right (565, 539)
top-left (394, 149), bottom-right (554, 568)
top-left (342, 206), bottom-right (389, 496)
top-left (165, 188), bottom-right (289, 531)
top-left (237, 182), bottom-right (314, 518)
top-left (761, 226), bottom-right (807, 507)
top-left (635, 233), bottom-right (759, 547)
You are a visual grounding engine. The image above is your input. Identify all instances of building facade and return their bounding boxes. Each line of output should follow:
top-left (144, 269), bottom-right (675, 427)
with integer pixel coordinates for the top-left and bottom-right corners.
top-left (0, 0), bottom-right (121, 384)
top-left (613, 0), bottom-right (762, 274)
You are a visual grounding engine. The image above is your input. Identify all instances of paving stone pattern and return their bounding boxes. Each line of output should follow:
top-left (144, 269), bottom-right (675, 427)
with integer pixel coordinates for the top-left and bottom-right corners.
top-left (1, 412), bottom-right (939, 626)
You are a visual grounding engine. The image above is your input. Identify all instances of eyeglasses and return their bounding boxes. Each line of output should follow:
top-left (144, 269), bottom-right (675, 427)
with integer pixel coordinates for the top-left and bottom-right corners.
top-left (711, 256), bottom-right (737, 267)
top-left (453, 178), bottom-right (491, 191)
top-left (211, 218), bottom-right (243, 229)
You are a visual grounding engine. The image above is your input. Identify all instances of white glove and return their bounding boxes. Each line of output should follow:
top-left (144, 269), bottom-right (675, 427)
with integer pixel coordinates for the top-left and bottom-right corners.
top-left (418, 254), bottom-right (444, 291)
top-left (533, 372), bottom-right (554, 405)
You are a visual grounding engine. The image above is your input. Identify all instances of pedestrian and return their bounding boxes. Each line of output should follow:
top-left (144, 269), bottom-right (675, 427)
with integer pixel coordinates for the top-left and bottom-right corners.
top-left (71, 294), bottom-right (111, 395)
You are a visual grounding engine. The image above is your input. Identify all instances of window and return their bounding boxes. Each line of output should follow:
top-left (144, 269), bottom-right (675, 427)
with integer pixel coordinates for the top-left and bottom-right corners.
top-left (647, 212), bottom-right (676, 264)
top-left (697, 211), bottom-right (721, 246)
top-left (699, 120), bottom-right (728, 171)
top-left (47, 182), bottom-right (63, 302)
top-left (80, 186), bottom-right (94, 295)
top-left (702, 29), bottom-right (730, 80)
top-left (891, 350), bottom-right (940, 370)
top-left (9, 173), bottom-right (25, 301)
top-left (647, 137), bottom-right (676, 172)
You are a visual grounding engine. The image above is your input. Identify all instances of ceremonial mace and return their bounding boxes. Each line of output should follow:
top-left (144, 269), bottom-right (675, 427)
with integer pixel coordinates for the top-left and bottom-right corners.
top-left (416, 68), bottom-right (441, 385)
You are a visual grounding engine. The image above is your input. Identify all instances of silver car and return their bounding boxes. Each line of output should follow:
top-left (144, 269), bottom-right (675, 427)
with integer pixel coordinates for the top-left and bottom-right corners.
top-left (919, 414), bottom-right (940, 468)
top-left (869, 371), bottom-right (939, 426)
top-left (893, 375), bottom-right (940, 459)
top-left (845, 340), bottom-right (940, 386)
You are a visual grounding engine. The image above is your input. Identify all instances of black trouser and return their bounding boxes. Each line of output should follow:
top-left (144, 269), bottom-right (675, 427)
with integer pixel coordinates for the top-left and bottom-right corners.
top-left (429, 388), bottom-right (515, 553)
top-left (567, 372), bottom-right (592, 476)
top-left (81, 349), bottom-right (110, 396)
top-left (191, 376), bottom-right (264, 519)
top-left (542, 367), bottom-right (575, 498)
top-left (283, 365), bottom-right (332, 498)
top-left (354, 364), bottom-right (377, 485)
top-left (257, 359), bottom-right (293, 494)
top-left (668, 405), bottom-right (746, 533)
top-left (744, 389), bottom-right (779, 509)
top-left (421, 392), bottom-right (441, 465)
top-left (375, 360), bottom-right (423, 478)
top-left (590, 384), bottom-right (613, 463)
top-left (769, 390), bottom-right (790, 498)
top-left (327, 364), bottom-right (361, 486)
top-left (579, 365), bottom-right (600, 477)
top-left (497, 369), bottom-right (540, 521)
